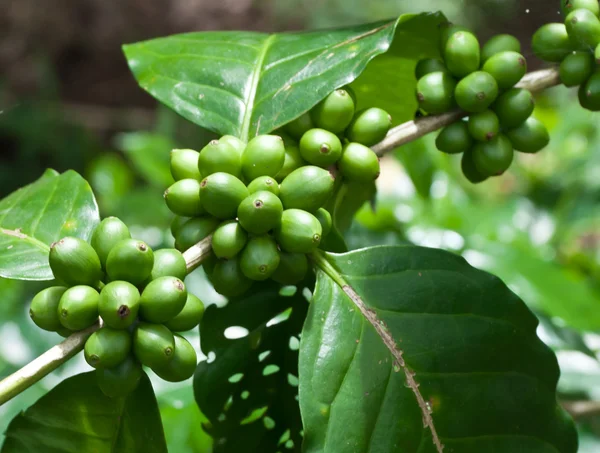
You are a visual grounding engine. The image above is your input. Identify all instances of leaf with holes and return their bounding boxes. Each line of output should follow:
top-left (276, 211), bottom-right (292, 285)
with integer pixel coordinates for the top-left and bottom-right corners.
top-left (0, 170), bottom-right (100, 281)
top-left (1, 372), bottom-right (167, 452)
top-left (194, 281), bottom-right (310, 452)
top-left (123, 13), bottom-right (444, 141)
top-left (300, 246), bottom-right (578, 453)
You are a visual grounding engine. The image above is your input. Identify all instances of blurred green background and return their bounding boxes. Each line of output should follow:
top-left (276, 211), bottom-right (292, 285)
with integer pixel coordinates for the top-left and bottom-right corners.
top-left (2, 0), bottom-right (600, 452)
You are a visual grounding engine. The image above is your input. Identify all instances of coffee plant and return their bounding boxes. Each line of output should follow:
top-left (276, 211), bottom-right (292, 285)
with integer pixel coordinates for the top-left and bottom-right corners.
top-left (4, 3), bottom-right (600, 452)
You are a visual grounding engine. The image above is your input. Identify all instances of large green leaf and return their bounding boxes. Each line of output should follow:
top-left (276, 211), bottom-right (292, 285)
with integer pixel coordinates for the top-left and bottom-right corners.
top-left (0, 170), bottom-right (100, 281)
top-left (194, 281), bottom-right (310, 452)
top-left (300, 246), bottom-right (577, 453)
top-left (1, 372), bottom-right (167, 452)
top-left (123, 13), bottom-right (443, 141)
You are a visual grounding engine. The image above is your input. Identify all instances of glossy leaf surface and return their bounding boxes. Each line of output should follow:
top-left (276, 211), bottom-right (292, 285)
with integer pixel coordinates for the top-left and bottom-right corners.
top-left (300, 246), bottom-right (578, 453)
top-left (0, 170), bottom-right (100, 281)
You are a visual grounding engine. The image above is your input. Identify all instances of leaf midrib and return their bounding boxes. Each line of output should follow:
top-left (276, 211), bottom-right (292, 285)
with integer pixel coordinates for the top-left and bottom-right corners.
top-left (0, 228), bottom-right (49, 252)
top-left (240, 34), bottom-right (277, 141)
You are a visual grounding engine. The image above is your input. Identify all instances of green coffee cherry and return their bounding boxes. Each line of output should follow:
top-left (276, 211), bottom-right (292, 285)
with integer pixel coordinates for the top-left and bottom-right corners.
top-left (416, 72), bottom-right (456, 115)
top-left (472, 135), bottom-right (514, 176)
top-left (91, 217), bottom-right (131, 269)
top-left (241, 135), bottom-right (285, 180)
top-left (443, 30), bottom-right (481, 78)
top-left (468, 110), bottom-right (500, 142)
top-left (247, 176), bottom-right (280, 196)
top-left (438, 23), bottom-right (469, 51)
top-left (174, 216), bottom-right (220, 252)
top-left (506, 117), bottom-right (550, 153)
top-left (198, 139), bottom-right (242, 178)
top-left (240, 236), bottom-right (280, 281)
top-left (560, 51), bottom-right (595, 87)
top-left (435, 121), bottom-right (472, 154)
top-left (566, 9), bottom-right (600, 48)
top-left (310, 89), bottom-right (355, 133)
top-left (270, 252), bottom-right (309, 285)
top-left (99, 281), bottom-right (140, 329)
top-left (532, 23), bottom-right (573, 62)
top-left (345, 108), bottom-right (392, 146)
top-left (170, 149), bottom-right (201, 181)
top-left (579, 73), bottom-right (600, 110)
top-left (219, 135), bottom-right (246, 154)
top-left (461, 149), bottom-right (489, 184)
top-left (49, 237), bottom-right (103, 287)
top-left (482, 51), bottom-right (527, 90)
top-left (170, 216), bottom-right (190, 238)
top-left (210, 258), bottom-right (253, 298)
top-left (284, 112), bottom-right (315, 140)
top-left (492, 88), bottom-right (534, 129)
top-left (164, 294), bottom-right (205, 332)
top-left (211, 220), bottom-right (248, 259)
top-left (56, 326), bottom-right (74, 338)
top-left (152, 334), bottom-right (197, 382)
top-left (562, 0), bottom-right (600, 16)
top-left (133, 323), bottom-right (175, 369)
top-left (84, 327), bottom-right (131, 368)
top-left (200, 172), bottom-right (248, 219)
top-left (96, 355), bottom-right (143, 398)
top-left (140, 277), bottom-right (187, 323)
top-left (455, 71), bottom-right (499, 113)
top-left (150, 248), bottom-right (187, 281)
top-left (415, 58), bottom-right (448, 79)
top-left (58, 285), bottom-right (99, 330)
top-left (275, 145), bottom-right (306, 182)
top-left (275, 209), bottom-right (322, 253)
top-left (237, 190), bottom-right (283, 235)
top-left (481, 34), bottom-right (521, 62)
top-left (164, 179), bottom-right (204, 217)
top-left (299, 128), bottom-right (343, 167)
top-left (338, 143), bottom-right (380, 183)
top-left (202, 254), bottom-right (217, 276)
top-left (314, 208), bottom-right (332, 237)
top-left (30, 286), bottom-right (67, 332)
top-left (279, 166), bottom-right (335, 212)
top-left (106, 239), bottom-right (154, 286)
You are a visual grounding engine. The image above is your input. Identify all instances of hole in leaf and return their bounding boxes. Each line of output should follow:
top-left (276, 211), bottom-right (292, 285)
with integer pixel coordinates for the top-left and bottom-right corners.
top-left (224, 326), bottom-right (249, 339)
top-left (263, 416), bottom-right (276, 430)
top-left (266, 308), bottom-right (292, 327)
top-left (258, 350), bottom-right (271, 362)
top-left (224, 396), bottom-right (233, 412)
top-left (263, 364), bottom-right (280, 376)
top-left (278, 285), bottom-right (297, 297)
top-left (207, 351), bottom-right (216, 364)
top-left (241, 390), bottom-right (250, 400)
top-left (278, 429), bottom-right (291, 445)
top-left (302, 287), bottom-right (312, 302)
top-left (287, 374), bottom-right (299, 387)
top-left (228, 373), bottom-right (244, 383)
top-left (288, 336), bottom-right (300, 351)
top-left (218, 413), bottom-right (226, 422)
top-left (240, 406), bottom-right (268, 425)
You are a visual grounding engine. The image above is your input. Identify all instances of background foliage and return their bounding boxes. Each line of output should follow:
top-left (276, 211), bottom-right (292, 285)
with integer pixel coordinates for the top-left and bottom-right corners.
top-left (2, 1), bottom-right (600, 452)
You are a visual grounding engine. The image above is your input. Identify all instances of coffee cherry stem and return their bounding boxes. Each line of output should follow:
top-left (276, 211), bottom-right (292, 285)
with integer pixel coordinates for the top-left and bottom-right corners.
top-left (372, 67), bottom-right (560, 156)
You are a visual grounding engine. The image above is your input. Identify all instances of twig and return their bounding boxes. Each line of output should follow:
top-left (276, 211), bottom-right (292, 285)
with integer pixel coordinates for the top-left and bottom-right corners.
top-left (0, 236), bottom-right (213, 406)
top-left (0, 68), bottom-right (562, 406)
top-left (0, 322), bottom-right (100, 406)
top-left (562, 400), bottom-right (600, 419)
top-left (372, 67), bottom-right (561, 156)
